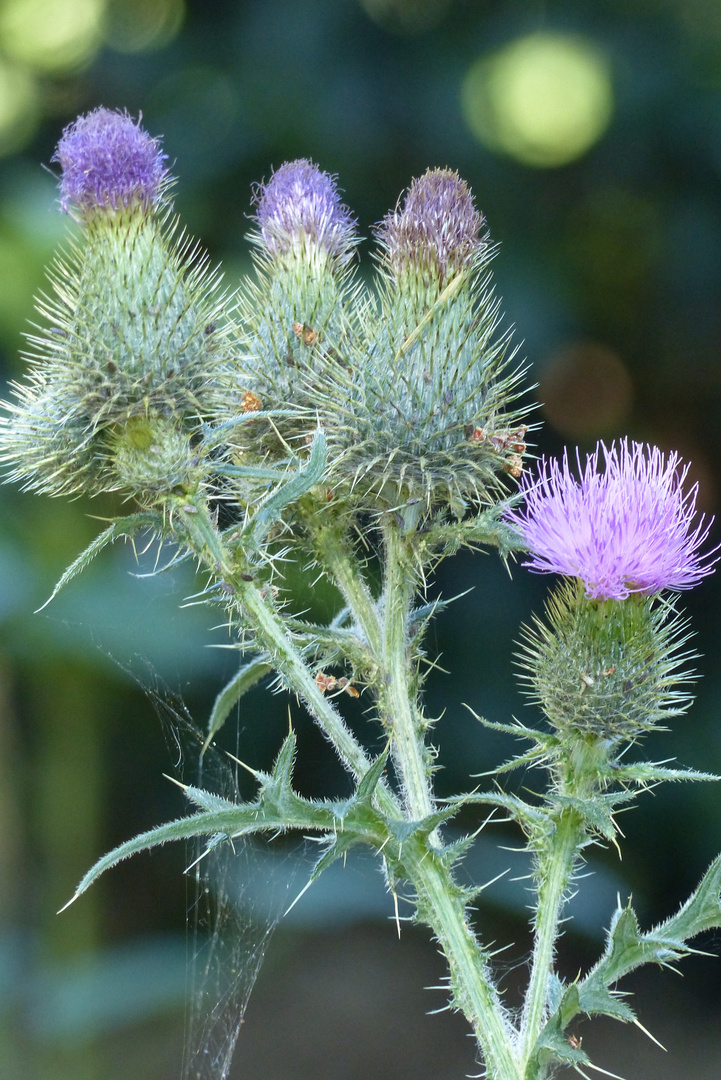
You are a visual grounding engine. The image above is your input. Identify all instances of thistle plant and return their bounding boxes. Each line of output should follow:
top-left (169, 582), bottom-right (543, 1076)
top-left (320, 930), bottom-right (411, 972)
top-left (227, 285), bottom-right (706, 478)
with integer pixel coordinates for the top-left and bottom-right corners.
top-left (3, 107), bottom-right (721, 1080)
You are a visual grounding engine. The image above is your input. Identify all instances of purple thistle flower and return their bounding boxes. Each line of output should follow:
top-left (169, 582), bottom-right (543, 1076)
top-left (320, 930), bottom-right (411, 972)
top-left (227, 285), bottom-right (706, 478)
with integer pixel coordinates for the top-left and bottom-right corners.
top-left (253, 159), bottom-right (357, 263)
top-left (376, 168), bottom-right (487, 282)
top-left (505, 439), bottom-right (718, 600)
top-left (53, 107), bottom-right (170, 216)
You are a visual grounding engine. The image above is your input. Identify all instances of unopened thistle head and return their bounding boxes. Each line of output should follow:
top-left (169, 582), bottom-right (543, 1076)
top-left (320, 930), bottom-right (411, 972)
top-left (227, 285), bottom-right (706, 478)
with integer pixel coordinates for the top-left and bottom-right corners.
top-left (253, 159), bottom-right (357, 266)
top-left (518, 580), bottom-right (694, 745)
top-left (221, 160), bottom-right (360, 456)
top-left (376, 167), bottom-right (487, 284)
top-left (0, 109), bottom-right (230, 500)
top-left (311, 168), bottom-right (527, 513)
top-left (505, 440), bottom-right (718, 600)
top-left (53, 107), bottom-right (170, 219)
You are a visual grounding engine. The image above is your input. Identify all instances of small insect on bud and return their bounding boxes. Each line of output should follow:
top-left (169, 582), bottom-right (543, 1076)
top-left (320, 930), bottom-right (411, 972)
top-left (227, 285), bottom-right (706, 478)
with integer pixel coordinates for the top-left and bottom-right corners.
top-left (53, 107), bottom-right (170, 219)
top-left (241, 391), bottom-right (262, 413)
top-left (292, 322), bottom-right (319, 346)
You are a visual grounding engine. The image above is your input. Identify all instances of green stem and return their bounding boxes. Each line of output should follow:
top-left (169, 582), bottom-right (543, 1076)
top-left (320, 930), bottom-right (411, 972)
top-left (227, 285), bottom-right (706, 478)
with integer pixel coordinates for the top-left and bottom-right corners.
top-left (404, 842), bottom-right (522, 1080)
top-left (380, 521), bottom-right (434, 821)
top-left (305, 514), bottom-right (383, 656)
top-left (173, 495), bottom-right (401, 815)
top-left (520, 808), bottom-right (584, 1069)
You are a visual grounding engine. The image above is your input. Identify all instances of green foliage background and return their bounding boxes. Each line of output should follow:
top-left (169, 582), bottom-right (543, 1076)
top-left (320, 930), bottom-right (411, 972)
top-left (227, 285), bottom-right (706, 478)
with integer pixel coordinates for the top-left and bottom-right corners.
top-left (1, 1), bottom-right (720, 1078)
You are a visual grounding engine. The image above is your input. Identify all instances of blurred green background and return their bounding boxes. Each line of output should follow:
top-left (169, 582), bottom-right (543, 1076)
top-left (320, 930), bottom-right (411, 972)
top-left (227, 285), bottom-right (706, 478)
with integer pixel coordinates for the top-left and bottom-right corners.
top-left (1, 1), bottom-right (721, 1077)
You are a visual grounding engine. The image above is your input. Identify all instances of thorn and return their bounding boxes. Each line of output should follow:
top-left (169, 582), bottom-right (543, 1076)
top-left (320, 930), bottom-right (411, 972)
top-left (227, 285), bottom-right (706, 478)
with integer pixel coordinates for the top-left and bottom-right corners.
top-left (283, 874), bottom-right (315, 918)
top-left (224, 751), bottom-right (260, 778)
top-left (581, 1062), bottom-right (628, 1080)
top-left (163, 773), bottom-right (189, 791)
top-left (392, 888), bottom-right (401, 939)
top-left (57, 893), bottom-right (79, 914)
top-left (631, 1017), bottom-right (666, 1051)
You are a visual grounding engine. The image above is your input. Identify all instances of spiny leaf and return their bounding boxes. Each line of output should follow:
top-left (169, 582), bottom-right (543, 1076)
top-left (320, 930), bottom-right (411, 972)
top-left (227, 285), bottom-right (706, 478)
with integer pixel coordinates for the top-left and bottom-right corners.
top-left (609, 761), bottom-right (720, 785)
top-left (251, 428), bottom-right (327, 546)
top-left (62, 799), bottom-right (335, 909)
top-left (203, 655), bottom-right (273, 752)
top-left (550, 792), bottom-right (635, 843)
top-left (441, 790), bottom-right (545, 828)
top-left (37, 512), bottom-right (161, 610)
top-left (658, 852), bottom-right (721, 941)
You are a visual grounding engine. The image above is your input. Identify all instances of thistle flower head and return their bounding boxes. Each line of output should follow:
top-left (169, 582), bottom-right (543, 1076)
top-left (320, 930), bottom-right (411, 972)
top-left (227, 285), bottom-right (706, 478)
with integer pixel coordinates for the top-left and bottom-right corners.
top-left (53, 107), bottom-right (170, 217)
top-left (376, 168), bottom-right (486, 282)
top-left (253, 159), bottom-right (357, 264)
top-left (506, 439), bottom-right (718, 600)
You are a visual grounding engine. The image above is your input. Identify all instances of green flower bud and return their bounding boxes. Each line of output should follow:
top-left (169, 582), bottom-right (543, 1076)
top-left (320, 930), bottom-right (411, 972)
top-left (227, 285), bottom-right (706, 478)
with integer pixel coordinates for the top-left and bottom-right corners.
top-left (105, 415), bottom-right (202, 499)
top-left (220, 160), bottom-right (360, 460)
top-left (517, 580), bottom-right (694, 746)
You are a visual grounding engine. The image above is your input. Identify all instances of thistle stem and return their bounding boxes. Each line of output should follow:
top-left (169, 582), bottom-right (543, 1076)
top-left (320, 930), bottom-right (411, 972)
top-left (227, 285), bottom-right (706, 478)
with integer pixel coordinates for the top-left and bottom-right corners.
top-left (520, 807), bottom-right (584, 1067)
top-left (172, 495), bottom-right (400, 816)
top-left (304, 514), bottom-right (383, 655)
top-left (403, 841), bottom-right (522, 1080)
top-left (380, 521), bottom-right (434, 821)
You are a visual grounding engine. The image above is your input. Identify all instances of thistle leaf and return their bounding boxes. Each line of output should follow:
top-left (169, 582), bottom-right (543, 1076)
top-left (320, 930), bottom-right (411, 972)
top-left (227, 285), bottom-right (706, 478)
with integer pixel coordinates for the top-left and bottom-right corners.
top-left (37, 512), bottom-right (161, 610)
top-left (203, 655), bottom-right (273, 752)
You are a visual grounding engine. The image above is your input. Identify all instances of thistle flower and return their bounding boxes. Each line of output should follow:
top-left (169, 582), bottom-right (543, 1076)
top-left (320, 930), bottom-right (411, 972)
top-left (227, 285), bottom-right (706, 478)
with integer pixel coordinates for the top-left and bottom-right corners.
top-left (253, 159), bottom-right (357, 264)
top-left (53, 107), bottom-right (170, 217)
top-left (506, 440), bottom-right (718, 600)
top-left (376, 168), bottom-right (487, 283)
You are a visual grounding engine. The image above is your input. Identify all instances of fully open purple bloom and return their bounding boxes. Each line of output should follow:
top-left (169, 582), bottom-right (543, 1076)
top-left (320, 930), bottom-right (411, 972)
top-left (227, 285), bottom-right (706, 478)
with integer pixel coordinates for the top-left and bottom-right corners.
top-left (253, 159), bottom-right (357, 263)
top-left (505, 440), bottom-right (718, 600)
top-left (376, 168), bottom-right (487, 282)
top-left (53, 108), bottom-right (169, 215)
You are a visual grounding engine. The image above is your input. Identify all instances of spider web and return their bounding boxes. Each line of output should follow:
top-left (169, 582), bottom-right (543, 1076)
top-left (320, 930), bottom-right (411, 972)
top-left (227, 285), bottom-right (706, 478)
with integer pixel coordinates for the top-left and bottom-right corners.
top-left (144, 675), bottom-right (311, 1080)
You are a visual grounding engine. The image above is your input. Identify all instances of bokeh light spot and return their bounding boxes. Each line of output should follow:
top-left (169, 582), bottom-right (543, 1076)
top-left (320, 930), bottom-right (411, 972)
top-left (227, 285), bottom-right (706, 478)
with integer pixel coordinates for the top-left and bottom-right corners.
top-left (461, 33), bottom-right (614, 168)
top-left (105, 0), bottom-right (184, 53)
top-left (0, 59), bottom-right (40, 156)
top-left (540, 340), bottom-right (634, 438)
top-left (0, 0), bottom-right (105, 74)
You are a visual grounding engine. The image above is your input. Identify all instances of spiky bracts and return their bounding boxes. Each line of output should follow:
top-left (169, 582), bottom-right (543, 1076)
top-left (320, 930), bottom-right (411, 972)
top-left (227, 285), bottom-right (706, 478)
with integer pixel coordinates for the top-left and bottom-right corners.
top-left (0, 113), bottom-right (232, 499)
top-left (518, 580), bottom-right (694, 744)
top-left (216, 159), bottom-right (361, 465)
top-left (309, 169), bottom-right (528, 513)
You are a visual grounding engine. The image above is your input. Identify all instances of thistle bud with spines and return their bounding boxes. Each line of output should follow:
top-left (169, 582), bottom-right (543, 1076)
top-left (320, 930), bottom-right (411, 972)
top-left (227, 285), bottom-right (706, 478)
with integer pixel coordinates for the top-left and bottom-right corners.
top-left (0, 108), bottom-right (232, 500)
top-left (314, 168), bottom-right (529, 514)
top-left (222, 159), bottom-right (360, 455)
top-left (518, 580), bottom-right (693, 745)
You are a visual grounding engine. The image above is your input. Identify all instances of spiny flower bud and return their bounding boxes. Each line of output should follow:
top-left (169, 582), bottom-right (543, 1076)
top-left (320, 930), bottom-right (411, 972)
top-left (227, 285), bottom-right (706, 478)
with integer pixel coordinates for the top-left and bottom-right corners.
top-left (253, 159), bottom-right (357, 266)
top-left (106, 416), bottom-right (202, 499)
top-left (53, 107), bottom-right (170, 218)
top-left (309, 169), bottom-right (526, 513)
top-left (376, 168), bottom-right (487, 284)
top-left (505, 440), bottom-right (718, 600)
top-left (0, 110), bottom-right (230, 499)
top-left (517, 580), bottom-right (694, 745)
top-left (220, 161), bottom-right (360, 453)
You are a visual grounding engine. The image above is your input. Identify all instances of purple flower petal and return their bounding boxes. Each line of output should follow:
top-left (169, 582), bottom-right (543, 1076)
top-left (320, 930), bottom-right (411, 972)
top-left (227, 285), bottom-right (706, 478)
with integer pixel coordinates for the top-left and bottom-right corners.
top-left (376, 168), bottom-right (487, 281)
top-left (53, 107), bottom-right (169, 215)
top-left (505, 439), bottom-right (718, 599)
top-left (253, 159), bottom-right (357, 262)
